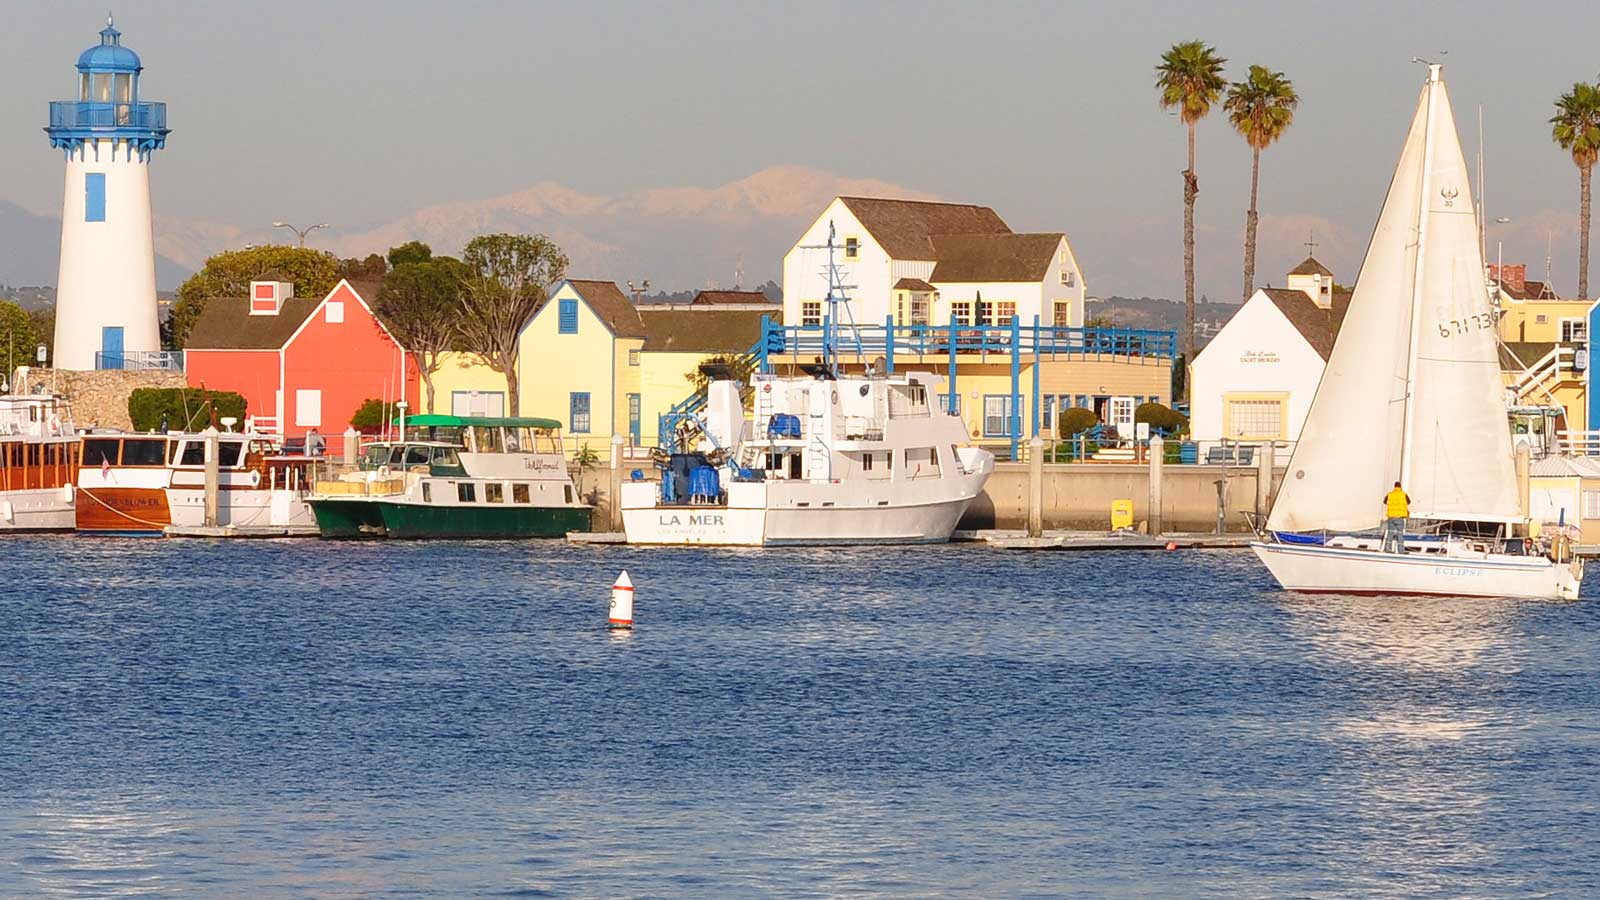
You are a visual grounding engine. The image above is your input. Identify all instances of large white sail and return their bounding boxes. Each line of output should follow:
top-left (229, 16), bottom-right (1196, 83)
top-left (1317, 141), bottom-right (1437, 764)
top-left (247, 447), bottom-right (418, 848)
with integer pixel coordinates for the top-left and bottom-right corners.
top-left (1268, 66), bottom-right (1519, 532)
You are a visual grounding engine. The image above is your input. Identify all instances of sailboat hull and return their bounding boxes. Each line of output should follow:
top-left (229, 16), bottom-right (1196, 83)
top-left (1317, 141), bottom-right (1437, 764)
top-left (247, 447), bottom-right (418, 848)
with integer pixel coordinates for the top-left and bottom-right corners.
top-left (1252, 541), bottom-right (1582, 600)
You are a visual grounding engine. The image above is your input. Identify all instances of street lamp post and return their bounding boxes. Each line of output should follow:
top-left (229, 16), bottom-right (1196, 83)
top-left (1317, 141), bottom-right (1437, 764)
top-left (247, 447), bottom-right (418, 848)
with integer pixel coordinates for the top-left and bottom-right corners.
top-left (273, 221), bottom-right (330, 248)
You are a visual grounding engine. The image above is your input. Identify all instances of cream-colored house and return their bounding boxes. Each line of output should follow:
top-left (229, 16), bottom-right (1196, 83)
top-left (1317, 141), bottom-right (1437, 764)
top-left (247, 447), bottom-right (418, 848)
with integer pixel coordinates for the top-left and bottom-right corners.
top-left (1190, 257), bottom-right (1347, 457)
top-left (782, 196), bottom-right (1088, 329)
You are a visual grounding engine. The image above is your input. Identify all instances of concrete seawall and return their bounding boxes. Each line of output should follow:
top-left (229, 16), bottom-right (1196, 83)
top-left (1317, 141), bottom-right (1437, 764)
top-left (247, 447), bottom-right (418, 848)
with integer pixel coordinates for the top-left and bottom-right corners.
top-left (961, 461), bottom-right (1282, 534)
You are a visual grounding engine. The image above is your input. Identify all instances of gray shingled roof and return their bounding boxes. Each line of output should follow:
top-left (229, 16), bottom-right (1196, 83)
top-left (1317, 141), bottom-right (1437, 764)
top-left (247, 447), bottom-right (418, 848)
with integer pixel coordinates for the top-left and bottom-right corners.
top-left (837, 196), bottom-right (1011, 259)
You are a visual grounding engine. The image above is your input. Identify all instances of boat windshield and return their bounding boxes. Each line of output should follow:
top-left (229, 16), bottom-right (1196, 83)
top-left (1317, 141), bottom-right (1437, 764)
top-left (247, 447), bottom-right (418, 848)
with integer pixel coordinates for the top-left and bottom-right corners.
top-left (361, 445), bottom-right (391, 470)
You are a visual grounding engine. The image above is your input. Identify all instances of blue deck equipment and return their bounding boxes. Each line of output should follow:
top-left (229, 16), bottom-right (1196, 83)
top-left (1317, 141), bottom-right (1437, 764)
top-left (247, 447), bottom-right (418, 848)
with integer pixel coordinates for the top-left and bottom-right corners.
top-left (689, 466), bottom-right (721, 503)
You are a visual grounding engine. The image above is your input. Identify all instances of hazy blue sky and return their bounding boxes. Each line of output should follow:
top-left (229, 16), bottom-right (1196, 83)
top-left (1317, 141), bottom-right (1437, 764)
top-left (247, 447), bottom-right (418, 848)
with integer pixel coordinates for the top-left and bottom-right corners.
top-left (4, 0), bottom-right (1600, 298)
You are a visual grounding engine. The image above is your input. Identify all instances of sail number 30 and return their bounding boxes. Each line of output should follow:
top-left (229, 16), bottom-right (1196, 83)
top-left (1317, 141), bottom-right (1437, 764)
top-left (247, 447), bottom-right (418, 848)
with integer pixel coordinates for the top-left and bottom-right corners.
top-left (1438, 313), bottom-right (1495, 337)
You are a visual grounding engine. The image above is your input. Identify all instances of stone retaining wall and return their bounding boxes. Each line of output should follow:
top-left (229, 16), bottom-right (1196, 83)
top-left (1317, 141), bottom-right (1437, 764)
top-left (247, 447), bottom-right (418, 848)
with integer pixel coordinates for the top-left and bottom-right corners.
top-left (19, 368), bottom-right (188, 432)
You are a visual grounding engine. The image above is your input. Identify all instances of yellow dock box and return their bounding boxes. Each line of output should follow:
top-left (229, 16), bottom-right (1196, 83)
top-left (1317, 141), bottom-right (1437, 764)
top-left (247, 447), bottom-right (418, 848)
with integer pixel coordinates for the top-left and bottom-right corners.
top-left (1111, 499), bottom-right (1135, 531)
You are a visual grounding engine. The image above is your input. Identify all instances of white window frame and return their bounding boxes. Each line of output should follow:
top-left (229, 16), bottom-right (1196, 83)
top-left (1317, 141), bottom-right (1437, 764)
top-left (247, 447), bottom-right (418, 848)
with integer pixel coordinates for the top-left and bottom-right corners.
top-left (982, 395), bottom-right (1013, 438)
top-left (1561, 317), bottom-right (1586, 342)
top-left (800, 300), bottom-right (823, 327)
top-left (295, 389), bottom-right (322, 427)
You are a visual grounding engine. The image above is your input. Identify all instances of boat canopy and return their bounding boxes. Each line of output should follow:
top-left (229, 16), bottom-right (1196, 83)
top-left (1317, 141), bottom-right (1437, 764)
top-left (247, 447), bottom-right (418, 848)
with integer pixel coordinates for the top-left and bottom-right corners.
top-left (395, 414), bottom-right (562, 430)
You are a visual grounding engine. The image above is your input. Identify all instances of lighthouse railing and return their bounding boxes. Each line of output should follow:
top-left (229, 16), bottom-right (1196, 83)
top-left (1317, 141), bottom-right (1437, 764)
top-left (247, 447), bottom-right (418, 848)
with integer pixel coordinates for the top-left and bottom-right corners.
top-left (95, 350), bottom-right (185, 372)
top-left (48, 100), bottom-right (167, 132)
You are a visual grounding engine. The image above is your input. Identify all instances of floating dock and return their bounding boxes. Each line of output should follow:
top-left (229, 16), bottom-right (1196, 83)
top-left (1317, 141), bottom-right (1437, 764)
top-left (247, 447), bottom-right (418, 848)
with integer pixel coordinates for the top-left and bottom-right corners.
top-left (163, 524), bottom-right (320, 539)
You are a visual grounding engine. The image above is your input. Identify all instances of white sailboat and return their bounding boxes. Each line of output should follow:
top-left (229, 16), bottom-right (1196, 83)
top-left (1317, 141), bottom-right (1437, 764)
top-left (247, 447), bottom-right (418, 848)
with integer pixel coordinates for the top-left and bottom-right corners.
top-left (1252, 63), bottom-right (1583, 600)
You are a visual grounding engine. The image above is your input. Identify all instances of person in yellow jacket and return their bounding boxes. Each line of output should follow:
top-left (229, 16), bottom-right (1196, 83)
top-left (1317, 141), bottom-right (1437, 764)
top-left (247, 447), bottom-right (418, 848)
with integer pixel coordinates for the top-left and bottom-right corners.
top-left (1381, 481), bottom-right (1410, 553)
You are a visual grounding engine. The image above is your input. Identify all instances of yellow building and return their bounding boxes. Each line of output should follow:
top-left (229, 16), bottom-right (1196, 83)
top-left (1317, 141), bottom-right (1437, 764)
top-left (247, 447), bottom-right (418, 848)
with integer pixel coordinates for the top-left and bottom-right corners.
top-left (426, 350), bottom-right (509, 416)
top-left (634, 308), bottom-right (770, 447)
top-left (1493, 264), bottom-right (1590, 343)
top-left (1493, 264), bottom-right (1589, 436)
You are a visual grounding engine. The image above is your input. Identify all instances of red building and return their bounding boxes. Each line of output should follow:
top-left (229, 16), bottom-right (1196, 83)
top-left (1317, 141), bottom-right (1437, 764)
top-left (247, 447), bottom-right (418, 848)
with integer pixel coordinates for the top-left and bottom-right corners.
top-left (184, 279), bottom-right (418, 437)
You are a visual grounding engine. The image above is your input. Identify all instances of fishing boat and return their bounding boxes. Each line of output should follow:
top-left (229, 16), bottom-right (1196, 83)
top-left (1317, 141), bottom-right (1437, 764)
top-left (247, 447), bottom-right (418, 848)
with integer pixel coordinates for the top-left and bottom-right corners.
top-left (306, 415), bottom-right (591, 539)
top-left (1, 367), bottom-right (78, 532)
top-left (621, 224), bottom-right (995, 546)
top-left (1251, 63), bottom-right (1582, 600)
top-left (75, 428), bottom-right (319, 535)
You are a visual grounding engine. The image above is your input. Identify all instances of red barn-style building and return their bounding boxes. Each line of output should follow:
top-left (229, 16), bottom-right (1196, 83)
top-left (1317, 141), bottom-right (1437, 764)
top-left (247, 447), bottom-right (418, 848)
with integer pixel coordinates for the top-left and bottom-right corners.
top-left (184, 279), bottom-right (418, 437)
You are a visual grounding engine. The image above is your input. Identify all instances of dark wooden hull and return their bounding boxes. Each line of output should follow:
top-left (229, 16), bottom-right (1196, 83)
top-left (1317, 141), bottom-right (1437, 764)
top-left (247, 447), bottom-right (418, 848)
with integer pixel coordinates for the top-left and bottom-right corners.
top-left (75, 487), bottom-right (171, 535)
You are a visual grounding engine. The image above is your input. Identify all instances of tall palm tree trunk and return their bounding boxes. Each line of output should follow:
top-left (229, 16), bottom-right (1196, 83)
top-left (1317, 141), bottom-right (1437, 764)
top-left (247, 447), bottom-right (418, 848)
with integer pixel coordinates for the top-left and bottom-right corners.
top-left (1581, 164), bottom-right (1593, 300)
top-left (1243, 147), bottom-right (1261, 300)
top-left (1183, 122), bottom-right (1197, 400)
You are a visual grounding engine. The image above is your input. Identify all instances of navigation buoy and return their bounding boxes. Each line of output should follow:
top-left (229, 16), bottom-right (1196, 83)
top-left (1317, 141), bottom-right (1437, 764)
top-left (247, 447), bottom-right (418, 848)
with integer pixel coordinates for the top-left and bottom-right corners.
top-left (1165, 541), bottom-right (1178, 551)
top-left (609, 571), bottom-right (634, 630)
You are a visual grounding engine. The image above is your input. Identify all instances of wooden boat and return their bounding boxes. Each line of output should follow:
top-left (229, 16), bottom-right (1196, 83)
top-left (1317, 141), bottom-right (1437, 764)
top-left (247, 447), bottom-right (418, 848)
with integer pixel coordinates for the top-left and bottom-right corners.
top-left (0, 368), bottom-right (78, 533)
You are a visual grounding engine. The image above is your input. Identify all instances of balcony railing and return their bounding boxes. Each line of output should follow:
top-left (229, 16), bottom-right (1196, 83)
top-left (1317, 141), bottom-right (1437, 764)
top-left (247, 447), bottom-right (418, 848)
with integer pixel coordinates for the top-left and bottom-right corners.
top-left (758, 319), bottom-right (1177, 365)
top-left (95, 350), bottom-right (184, 372)
top-left (47, 100), bottom-right (168, 132)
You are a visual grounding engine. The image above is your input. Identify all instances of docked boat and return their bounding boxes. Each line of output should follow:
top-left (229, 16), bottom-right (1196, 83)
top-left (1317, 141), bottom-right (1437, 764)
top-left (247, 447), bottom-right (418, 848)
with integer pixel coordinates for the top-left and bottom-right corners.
top-left (1251, 63), bottom-right (1582, 600)
top-left (621, 372), bottom-right (994, 545)
top-left (75, 429), bottom-right (318, 535)
top-left (306, 415), bottom-right (591, 539)
top-left (1, 367), bottom-right (78, 533)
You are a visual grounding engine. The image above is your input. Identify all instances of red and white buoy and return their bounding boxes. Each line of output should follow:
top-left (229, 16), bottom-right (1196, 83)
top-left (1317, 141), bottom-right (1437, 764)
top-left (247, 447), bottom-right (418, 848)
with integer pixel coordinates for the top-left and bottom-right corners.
top-left (609, 571), bottom-right (634, 630)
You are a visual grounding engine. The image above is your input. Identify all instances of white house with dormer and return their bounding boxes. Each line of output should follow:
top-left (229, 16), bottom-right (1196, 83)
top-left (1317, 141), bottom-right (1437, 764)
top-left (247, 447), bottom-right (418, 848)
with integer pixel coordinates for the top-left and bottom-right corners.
top-left (1190, 257), bottom-right (1349, 457)
top-left (782, 196), bottom-right (1088, 329)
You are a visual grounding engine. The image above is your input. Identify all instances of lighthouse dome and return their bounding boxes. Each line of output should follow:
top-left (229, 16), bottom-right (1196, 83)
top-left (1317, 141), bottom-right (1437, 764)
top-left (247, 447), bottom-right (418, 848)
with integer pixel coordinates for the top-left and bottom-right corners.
top-left (76, 21), bottom-right (141, 73)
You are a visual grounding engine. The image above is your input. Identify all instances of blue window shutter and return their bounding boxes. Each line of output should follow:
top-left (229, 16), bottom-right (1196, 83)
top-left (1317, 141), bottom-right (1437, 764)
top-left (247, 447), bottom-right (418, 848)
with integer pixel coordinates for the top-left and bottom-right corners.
top-left (558, 299), bottom-right (578, 334)
top-left (85, 173), bottom-right (106, 222)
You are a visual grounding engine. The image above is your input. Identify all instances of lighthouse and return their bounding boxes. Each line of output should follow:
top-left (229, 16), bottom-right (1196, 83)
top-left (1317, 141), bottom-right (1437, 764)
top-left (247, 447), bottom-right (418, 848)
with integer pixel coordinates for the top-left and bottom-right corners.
top-left (44, 17), bottom-right (169, 371)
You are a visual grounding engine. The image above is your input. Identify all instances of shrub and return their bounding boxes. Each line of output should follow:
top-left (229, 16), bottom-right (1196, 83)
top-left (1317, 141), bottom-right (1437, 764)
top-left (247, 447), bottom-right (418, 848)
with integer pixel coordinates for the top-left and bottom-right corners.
top-left (128, 387), bottom-right (246, 432)
top-left (1135, 402), bottom-right (1189, 434)
top-left (1057, 407), bottom-right (1099, 437)
top-left (350, 398), bottom-right (399, 429)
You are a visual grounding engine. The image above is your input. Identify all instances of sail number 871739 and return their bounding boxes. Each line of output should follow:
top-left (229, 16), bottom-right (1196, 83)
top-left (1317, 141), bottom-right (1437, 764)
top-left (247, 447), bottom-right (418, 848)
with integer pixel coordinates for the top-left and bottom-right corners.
top-left (1438, 313), bottom-right (1496, 338)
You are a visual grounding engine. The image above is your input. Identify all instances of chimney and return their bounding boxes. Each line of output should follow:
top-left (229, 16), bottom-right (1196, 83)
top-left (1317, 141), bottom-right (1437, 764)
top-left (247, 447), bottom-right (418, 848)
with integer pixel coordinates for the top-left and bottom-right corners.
top-left (248, 280), bottom-right (294, 316)
top-left (1489, 264), bottom-right (1527, 294)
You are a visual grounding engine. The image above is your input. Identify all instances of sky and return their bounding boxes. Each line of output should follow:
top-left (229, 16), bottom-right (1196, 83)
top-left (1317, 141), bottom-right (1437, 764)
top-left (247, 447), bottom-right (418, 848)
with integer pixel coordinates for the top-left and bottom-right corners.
top-left (3, 0), bottom-right (1600, 299)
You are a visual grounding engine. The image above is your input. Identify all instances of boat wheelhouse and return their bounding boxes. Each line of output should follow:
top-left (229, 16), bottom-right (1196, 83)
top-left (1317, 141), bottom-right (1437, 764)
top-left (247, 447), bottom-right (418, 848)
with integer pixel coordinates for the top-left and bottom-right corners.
top-left (75, 430), bottom-right (318, 535)
top-left (1, 369), bottom-right (79, 532)
top-left (307, 415), bottom-right (590, 539)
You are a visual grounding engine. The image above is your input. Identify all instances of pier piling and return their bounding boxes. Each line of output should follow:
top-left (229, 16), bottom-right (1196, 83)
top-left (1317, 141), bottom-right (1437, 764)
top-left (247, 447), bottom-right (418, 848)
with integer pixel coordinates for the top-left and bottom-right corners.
top-left (1148, 436), bottom-right (1164, 536)
top-left (202, 426), bottom-right (219, 528)
top-left (1027, 437), bottom-right (1043, 538)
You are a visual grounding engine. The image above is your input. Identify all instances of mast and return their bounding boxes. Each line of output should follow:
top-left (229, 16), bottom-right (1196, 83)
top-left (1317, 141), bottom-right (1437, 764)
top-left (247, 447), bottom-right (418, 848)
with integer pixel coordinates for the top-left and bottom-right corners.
top-left (1398, 63), bottom-right (1442, 491)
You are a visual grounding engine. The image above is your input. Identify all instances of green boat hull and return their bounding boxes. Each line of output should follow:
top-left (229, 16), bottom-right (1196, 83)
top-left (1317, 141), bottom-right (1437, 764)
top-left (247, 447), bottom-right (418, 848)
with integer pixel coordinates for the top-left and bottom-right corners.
top-left (309, 498), bottom-right (389, 539)
top-left (379, 500), bottom-right (590, 539)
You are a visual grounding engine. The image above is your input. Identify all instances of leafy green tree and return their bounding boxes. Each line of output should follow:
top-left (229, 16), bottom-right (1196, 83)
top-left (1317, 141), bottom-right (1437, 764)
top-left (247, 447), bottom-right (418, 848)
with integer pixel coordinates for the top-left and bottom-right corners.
top-left (1156, 40), bottom-right (1228, 399)
top-left (1058, 407), bottom-right (1100, 437)
top-left (457, 233), bottom-right (569, 416)
top-left (1226, 64), bottom-right (1298, 299)
top-left (1, 300), bottom-right (39, 379)
top-left (168, 245), bottom-right (340, 349)
top-left (1135, 401), bottom-right (1189, 434)
top-left (28, 306), bottom-right (54, 366)
top-left (339, 254), bottom-right (388, 279)
top-left (375, 250), bottom-right (469, 413)
top-left (1552, 80), bottom-right (1600, 299)
top-left (387, 241), bottom-right (433, 268)
top-left (350, 397), bottom-right (401, 429)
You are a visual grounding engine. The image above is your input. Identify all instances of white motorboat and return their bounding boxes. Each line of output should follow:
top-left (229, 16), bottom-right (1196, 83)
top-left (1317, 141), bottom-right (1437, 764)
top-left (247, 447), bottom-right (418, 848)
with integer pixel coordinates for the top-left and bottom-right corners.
top-left (0, 367), bottom-right (77, 532)
top-left (621, 373), bottom-right (994, 546)
top-left (1252, 63), bottom-right (1582, 600)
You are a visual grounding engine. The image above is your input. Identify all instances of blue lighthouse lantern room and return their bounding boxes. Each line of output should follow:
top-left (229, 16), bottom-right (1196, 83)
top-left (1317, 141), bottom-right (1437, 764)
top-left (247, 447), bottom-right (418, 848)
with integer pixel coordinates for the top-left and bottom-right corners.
top-left (46, 14), bottom-right (169, 160)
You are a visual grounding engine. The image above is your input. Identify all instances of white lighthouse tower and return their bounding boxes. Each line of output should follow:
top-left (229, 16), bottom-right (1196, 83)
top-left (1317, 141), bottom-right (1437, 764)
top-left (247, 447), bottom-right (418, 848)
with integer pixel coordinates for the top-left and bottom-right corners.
top-left (45, 17), bottom-right (170, 371)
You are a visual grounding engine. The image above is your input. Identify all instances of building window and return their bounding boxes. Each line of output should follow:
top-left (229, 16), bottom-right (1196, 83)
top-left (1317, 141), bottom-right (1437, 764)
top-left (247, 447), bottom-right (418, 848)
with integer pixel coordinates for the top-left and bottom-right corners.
top-left (325, 301), bottom-right (344, 324)
top-left (457, 482), bottom-right (476, 503)
top-left (627, 393), bottom-right (641, 442)
top-left (422, 482), bottom-right (433, 503)
top-left (1585, 491), bottom-right (1600, 519)
top-left (1074, 394), bottom-right (1089, 409)
top-left (295, 389), bottom-right (322, 427)
top-left (84, 173), bottom-right (106, 222)
top-left (1561, 318), bottom-right (1587, 342)
top-left (980, 300), bottom-right (1017, 326)
top-left (1042, 394), bottom-right (1057, 432)
top-left (1535, 314), bottom-right (1549, 324)
top-left (452, 390), bottom-right (506, 417)
top-left (983, 395), bottom-right (1014, 438)
top-left (950, 301), bottom-right (973, 326)
top-left (558, 298), bottom-right (578, 334)
top-left (844, 236), bottom-right (860, 259)
top-left (937, 393), bottom-right (961, 415)
top-left (1060, 269), bottom-right (1076, 287)
top-left (570, 392), bottom-right (591, 433)
top-left (1224, 397), bottom-right (1286, 439)
top-left (628, 349), bottom-right (641, 366)
top-left (909, 294), bottom-right (930, 325)
top-left (1053, 300), bottom-right (1074, 327)
top-left (801, 301), bottom-right (823, 326)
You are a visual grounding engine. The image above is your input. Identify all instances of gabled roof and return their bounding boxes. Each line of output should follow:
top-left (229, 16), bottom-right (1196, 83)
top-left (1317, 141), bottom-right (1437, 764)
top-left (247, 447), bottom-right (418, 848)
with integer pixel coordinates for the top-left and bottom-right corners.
top-left (928, 233), bottom-right (1065, 283)
top-left (565, 279), bottom-right (647, 339)
top-left (1502, 279), bottom-right (1560, 301)
top-left (691, 290), bottom-right (777, 306)
top-left (1259, 288), bottom-right (1350, 361)
top-left (186, 278), bottom-right (390, 352)
top-left (893, 278), bottom-right (937, 292)
top-left (837, 196), bottom-right (1011, 259)
top-left (638, 308), bottom-right (768, 353)
top-left (1288, 256), bottom-right (1334, 277)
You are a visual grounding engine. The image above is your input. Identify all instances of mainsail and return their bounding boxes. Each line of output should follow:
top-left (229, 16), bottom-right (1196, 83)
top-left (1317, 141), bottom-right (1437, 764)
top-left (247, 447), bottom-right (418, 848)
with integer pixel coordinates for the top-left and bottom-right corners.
top-left (1267, 65), bottom-right (1520, 532)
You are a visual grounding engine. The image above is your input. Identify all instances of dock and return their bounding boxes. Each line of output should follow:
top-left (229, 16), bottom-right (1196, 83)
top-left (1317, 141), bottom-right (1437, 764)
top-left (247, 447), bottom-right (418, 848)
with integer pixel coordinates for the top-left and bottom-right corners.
top-left (566, 529), bottom-right (1253, 550)
top-left (568, 531), bottom-right (628, 544)
top-left (163, 525), bottom-right (320, 538)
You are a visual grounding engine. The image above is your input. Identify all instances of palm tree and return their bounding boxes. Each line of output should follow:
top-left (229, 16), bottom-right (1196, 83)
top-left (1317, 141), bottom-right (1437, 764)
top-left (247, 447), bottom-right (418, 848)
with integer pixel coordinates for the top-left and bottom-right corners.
top-left (1552, 80), bottom-right (1600, 299)
top-left (1156, 40), bottom-right (1227, 399)
top-left (1225, 65), bottom-right (1298, 300)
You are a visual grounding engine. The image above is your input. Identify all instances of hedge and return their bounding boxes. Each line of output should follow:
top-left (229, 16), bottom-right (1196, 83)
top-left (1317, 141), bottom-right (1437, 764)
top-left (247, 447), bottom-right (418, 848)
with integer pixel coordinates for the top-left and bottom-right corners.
top-left (350, 398), bottom-right (400, 429)
top-left (128, 387), bottom-right (247, 432)
top-left (1057, 407), bottom-right (1100, 437)
top-left (1134, 402), bottom-right (1188, 434)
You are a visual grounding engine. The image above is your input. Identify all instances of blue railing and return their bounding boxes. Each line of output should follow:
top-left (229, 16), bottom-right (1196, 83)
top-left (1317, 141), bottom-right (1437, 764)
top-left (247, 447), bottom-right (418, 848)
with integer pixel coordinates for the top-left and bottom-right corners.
top-left (48, 100), bottom-right (168, 132)
top-left (96, 350), bottom-right (184, 372)
top-left (758, 320), bottom-right (1176, 365)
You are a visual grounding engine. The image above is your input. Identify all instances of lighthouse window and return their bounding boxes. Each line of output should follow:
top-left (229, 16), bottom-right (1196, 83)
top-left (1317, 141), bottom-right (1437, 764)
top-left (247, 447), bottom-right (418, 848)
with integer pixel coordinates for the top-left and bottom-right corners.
top-left (115, 73), bottom-right (131, 103)
top-left (80, 73), bottom-right (90, 101)
top-left (84, 173), bottom-right (106, 223)
top-left (93, 73), bottom-right (112, 102)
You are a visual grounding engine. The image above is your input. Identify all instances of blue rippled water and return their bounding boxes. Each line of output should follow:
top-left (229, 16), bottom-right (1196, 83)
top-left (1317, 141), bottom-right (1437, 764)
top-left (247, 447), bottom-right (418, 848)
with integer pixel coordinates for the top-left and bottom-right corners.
top-left (3, 537), bottom-right (1598, 898)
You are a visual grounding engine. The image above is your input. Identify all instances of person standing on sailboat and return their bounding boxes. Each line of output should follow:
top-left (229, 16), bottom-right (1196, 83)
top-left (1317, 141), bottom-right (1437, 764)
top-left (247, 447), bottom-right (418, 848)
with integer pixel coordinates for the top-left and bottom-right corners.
top-left (1381, 482), bottom-right (1410, 554)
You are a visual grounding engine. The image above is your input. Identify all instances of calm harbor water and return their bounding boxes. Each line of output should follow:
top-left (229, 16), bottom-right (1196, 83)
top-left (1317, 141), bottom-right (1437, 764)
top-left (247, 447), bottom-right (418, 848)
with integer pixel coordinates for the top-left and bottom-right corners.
top-left (3, 537), bottom-right (1598, 898)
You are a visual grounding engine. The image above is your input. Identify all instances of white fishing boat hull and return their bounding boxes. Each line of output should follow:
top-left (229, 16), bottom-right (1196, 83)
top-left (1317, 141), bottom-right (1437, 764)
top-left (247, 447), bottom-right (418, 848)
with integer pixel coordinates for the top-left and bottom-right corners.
top-left (0, 486), bottom-right (76, 532)
top-left (1253, 541), bottom-right (1582, 600)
